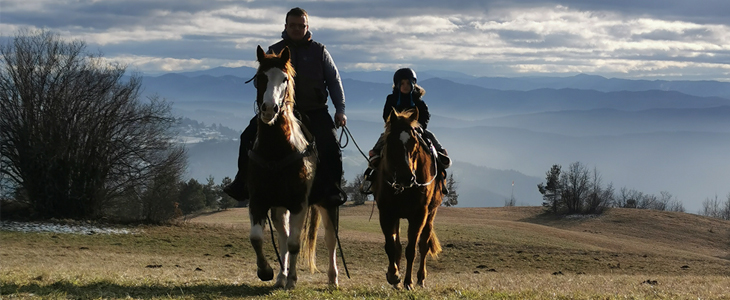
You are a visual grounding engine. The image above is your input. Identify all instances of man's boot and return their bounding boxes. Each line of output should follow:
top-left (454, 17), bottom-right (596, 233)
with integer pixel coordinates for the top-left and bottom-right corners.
top-left (437, 148), bottom-right (451, 169)
top-left (223, 175), bottom-right (248, 201)
top-left (327, 185), bottom-right (348, 207)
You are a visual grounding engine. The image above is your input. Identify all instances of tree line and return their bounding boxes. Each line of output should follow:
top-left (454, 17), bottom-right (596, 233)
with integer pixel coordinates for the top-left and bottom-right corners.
top-left (538, 162), bottom-right (686, 215)
top-left (537, 161), bottom-right (730, 220)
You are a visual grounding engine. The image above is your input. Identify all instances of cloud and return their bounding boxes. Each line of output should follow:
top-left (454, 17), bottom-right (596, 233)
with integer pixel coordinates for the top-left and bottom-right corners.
top-left (2, 0), bottom-right (729, 80)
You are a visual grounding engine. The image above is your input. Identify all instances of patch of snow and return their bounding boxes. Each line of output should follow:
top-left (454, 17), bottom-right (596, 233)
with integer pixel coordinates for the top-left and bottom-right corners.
top-left (0, 221), bottom-right (140, 235)
top-left (563, 214), bottom-right (600, 219)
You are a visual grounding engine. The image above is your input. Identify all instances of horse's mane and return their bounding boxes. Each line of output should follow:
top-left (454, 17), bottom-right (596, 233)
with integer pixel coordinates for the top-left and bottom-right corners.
top-left (383, 109), bottom-right (420, 137)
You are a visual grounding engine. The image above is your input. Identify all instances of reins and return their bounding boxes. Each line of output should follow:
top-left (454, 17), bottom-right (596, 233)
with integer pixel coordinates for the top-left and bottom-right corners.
top-left (336, 125), bottom-right (379, 222)
top-left (337, 125), bottom-right (370, 161)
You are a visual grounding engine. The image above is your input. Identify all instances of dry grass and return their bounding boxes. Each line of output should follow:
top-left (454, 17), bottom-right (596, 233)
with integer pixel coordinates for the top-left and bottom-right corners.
top-left (2, 204), bottom-right (729, 299)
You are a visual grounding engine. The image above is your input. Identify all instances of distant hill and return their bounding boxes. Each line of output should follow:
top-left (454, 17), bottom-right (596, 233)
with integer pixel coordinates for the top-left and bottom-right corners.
top-left (468, 106), bottom-right (730, 136)
top-left (465, 73), bottom-right (730, 99)
top-left (418, 78), bottom-right (730, 119)
top-left (175, 66), bottom-right (257, 78)
top-left (141, 73), bottom-right (730, 121)
top-left (146, 70), bottom-right (730, 212)
top-left (166, 67), bottom-right (730, 99)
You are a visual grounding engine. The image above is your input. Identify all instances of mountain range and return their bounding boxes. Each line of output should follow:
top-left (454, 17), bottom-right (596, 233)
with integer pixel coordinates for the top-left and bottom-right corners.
top-left (143, 67), bottom-right (730, 212)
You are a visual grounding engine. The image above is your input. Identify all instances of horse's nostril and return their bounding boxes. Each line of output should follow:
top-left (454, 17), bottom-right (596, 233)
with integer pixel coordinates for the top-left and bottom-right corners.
top-left (273, 104), bottom-right (280, 113)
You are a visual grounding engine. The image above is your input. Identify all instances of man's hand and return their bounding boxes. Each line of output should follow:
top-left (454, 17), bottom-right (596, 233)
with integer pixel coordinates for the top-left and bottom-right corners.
top-left (335, 112), bottom-right (347, 128)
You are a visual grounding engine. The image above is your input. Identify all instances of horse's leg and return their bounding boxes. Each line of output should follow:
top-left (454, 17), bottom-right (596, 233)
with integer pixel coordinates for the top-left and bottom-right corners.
top-left (249, 209), bottom-right (274, 281)
top-left (416, 211), bottom-right (437, 287)
top-left (318, 204), bottom-right (339, 287)
top-left (404, 211), bottom-right (428, 290)
top-left (379, 212), bottom-right (402, 288)
top-left (284, 203), bottom-right (308, 290)
top-left (270, 207), bottom-right (290, 288)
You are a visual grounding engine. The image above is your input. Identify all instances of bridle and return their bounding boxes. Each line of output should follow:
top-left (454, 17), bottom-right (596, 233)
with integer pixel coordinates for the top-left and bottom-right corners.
top-left (386, 128), bottom-right (439, 194)
top-left (249, 70), bottom-right (292, 118)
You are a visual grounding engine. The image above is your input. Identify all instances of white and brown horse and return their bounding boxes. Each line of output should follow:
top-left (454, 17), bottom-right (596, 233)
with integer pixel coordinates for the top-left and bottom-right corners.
top-left (246, 45), bottom-right (339, 289)
top-left (373, 108), bottom-right (444, 290)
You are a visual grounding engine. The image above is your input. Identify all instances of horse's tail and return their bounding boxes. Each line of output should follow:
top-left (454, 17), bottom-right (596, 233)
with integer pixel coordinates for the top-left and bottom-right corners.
top-left (428, 229), bottom-right (442, 258)
top-left (301, 205), bottom-right (320, 273)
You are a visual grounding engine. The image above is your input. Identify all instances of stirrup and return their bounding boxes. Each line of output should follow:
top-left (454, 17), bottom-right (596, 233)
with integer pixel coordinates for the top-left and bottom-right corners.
top-left (360, 170), bottom-right (374, 194)
top-left (359, 179), bottom-right (373, 195)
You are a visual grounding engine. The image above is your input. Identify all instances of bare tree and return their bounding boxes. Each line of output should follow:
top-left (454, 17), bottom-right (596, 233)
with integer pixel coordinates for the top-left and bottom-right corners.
top-left (0, 30), bottom-right (185, 219)
top-left (560, 162), bottom-right (591, 214)
top-left (700, 194), bottom-right (729, 219)
top-left (346, 173), bottom-right (370, 205)
top-left (658, 191), bottom-right (685, 212)
top-left (585, 167), bottom-right (612, 213)
top-left (616, 187), bottom-right (644, 208)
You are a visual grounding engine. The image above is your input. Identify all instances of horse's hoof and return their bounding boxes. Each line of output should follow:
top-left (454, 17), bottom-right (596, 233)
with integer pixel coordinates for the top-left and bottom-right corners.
top-left (417, 280), bottom-right (425, 288)
top-left (386, 272), bottom-right (401, 285)
top-left (285, 281), bottom-right (297, 290)
top-left (273, 273), bottom-right (287, 288)
top-left (404, 283), bottom-right (413, 290)
top-left (257, 266), bottom-right (274, 281)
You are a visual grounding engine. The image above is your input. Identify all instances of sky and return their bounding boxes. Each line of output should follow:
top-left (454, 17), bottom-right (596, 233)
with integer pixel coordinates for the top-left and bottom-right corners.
top-left (2, 0), bottom-right (730, 81)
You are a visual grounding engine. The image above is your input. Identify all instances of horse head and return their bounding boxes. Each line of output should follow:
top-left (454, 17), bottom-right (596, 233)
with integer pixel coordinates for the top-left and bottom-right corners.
top-left (382, 108), bottom-right (433, 193)
top-left (255, 45), bottom-right (296, 125)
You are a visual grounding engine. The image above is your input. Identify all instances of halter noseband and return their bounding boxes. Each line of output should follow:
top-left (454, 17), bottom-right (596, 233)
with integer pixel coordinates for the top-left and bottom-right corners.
top-left (250, 70), bottom-right (293, 117)
top-left (386, 128), bottom-right (439, 194)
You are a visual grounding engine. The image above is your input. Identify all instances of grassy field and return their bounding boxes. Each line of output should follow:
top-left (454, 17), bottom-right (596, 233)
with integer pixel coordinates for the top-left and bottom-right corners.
top-left (2, 204), bottom-right (729, 299)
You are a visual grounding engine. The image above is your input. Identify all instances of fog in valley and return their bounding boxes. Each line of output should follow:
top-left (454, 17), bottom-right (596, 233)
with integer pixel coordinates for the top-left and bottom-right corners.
top-left (151, 68), bottom-right (730, 213)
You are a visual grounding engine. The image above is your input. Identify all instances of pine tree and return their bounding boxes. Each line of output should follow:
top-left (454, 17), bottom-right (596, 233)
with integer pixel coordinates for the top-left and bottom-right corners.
top-left (538, 164), bottom-right (562, 213)
top-left (443, 174), bottom-right (459, 207)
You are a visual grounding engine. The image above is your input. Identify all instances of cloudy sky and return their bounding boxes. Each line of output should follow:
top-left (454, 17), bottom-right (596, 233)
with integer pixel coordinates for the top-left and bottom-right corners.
top-left (2, 0), bottom-right (729, 81)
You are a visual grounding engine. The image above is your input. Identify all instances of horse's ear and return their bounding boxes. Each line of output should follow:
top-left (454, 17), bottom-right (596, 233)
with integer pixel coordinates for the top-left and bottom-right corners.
top-left (256, 45), bottom-right (265, 61)
top-left (411, 107), bottom-right (419, 123)
top-left (387, 107), bottom-right (398, 123)
top-left (279, 47), bottom-right (291, 63)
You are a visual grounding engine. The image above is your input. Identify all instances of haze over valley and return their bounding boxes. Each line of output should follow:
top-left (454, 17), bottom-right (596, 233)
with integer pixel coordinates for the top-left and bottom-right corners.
top-left (153, 67), bottom-right (730, 213)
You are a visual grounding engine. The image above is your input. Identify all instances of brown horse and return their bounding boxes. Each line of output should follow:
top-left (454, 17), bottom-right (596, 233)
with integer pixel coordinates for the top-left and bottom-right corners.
top-left (373, 108), bottom-right (444, 290)
top-left (246, 45), bottom-right (340, 289)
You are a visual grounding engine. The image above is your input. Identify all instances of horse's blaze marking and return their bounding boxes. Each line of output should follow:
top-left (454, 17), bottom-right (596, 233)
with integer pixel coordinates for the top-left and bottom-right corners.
top-left (261, 68), bottom-right (289, 124)
top-left (399, 131), bottom-right (410, 145)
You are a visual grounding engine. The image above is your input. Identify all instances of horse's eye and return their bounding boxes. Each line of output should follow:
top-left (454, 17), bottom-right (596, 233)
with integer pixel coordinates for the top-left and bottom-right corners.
top-left (283, 77), bottom-right (288, 83)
